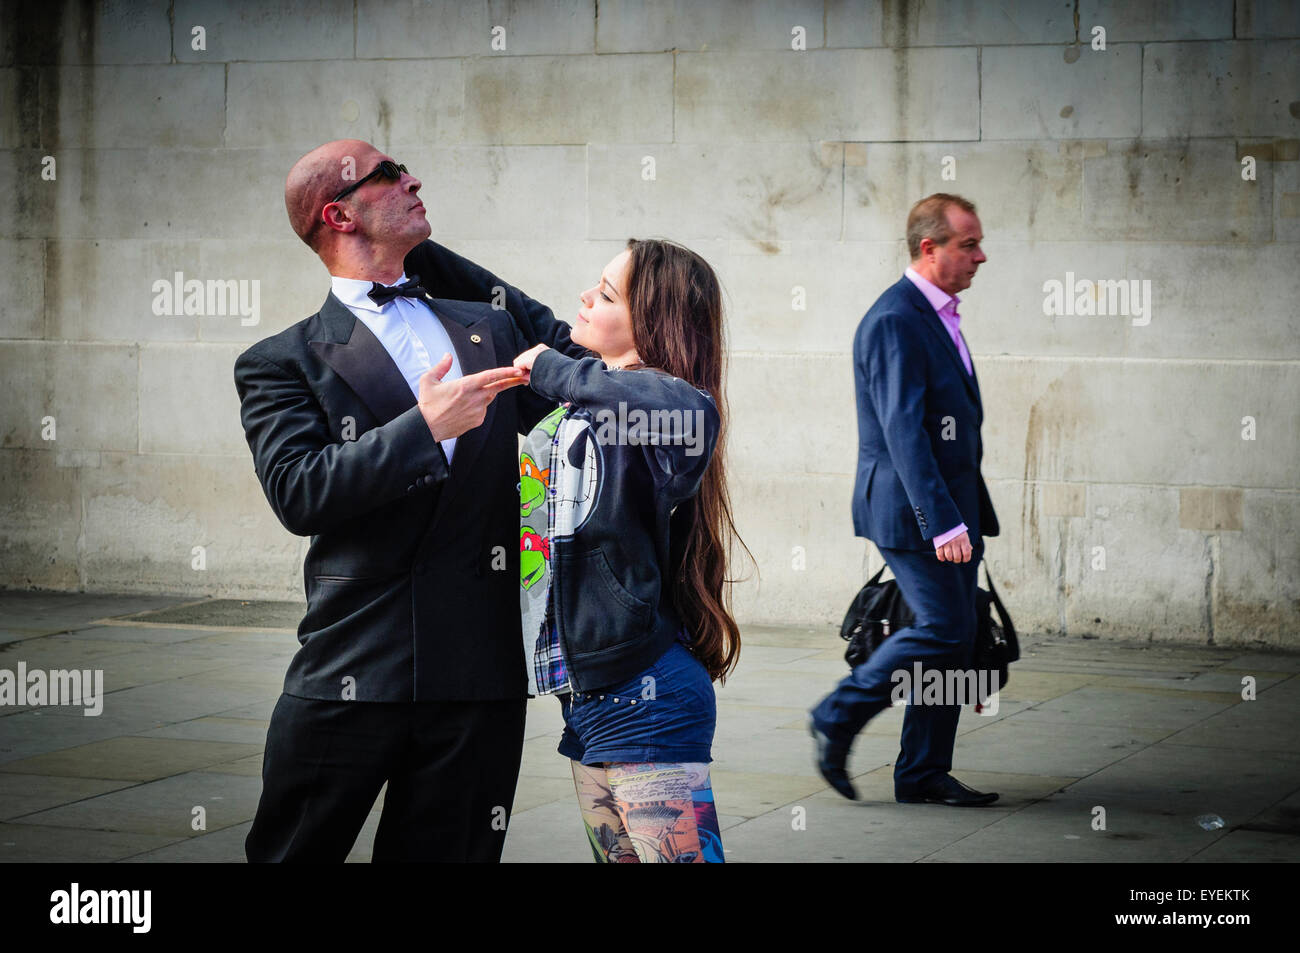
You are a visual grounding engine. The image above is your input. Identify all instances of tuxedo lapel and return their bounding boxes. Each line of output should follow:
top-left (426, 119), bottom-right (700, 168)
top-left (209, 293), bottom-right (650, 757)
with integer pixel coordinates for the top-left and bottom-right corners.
top-left (307, 290), bottom-right (503, 527)
top-left (309, 292), bottom-right (415, 425)
top-left (424, 296), bottom-right (500, 528)
top-left (898, 278), bottom-right (981, 408)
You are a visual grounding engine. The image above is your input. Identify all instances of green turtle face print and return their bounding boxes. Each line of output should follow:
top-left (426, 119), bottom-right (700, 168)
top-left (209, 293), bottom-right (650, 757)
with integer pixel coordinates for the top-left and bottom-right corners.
top-left (518, 404), bottom-right (605, 697)
top-left (520, 408), bottom-right (563, 507)
top-left (520, 407), bottom-right (563, 591)
top-left (520, 527), bottom-right (549, 590)
top-left (518, 405), bottom-right (600, 594)
top-left (520, 452), bottom-right (548, 519)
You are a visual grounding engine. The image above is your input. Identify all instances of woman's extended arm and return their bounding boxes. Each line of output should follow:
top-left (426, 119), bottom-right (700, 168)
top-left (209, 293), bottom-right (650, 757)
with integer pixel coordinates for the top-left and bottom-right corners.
top-left (523, 346), bottom-right (720, 497)
top-left (404, 239), bottom-right (587, 359)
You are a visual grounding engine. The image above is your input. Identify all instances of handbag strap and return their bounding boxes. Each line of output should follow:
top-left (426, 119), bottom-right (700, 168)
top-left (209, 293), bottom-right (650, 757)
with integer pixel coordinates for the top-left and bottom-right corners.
top-left (981, 558), bottom-right (1016, 640)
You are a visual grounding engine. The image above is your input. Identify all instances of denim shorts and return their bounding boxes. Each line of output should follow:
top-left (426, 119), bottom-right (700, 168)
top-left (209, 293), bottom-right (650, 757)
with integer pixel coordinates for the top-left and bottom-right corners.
top-left (557, 641), bottom-right (716, 765)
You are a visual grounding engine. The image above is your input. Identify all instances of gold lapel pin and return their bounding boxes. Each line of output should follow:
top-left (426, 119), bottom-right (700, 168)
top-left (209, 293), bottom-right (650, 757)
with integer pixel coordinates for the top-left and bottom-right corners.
top-left (470, 334), bottom-right (482, 344)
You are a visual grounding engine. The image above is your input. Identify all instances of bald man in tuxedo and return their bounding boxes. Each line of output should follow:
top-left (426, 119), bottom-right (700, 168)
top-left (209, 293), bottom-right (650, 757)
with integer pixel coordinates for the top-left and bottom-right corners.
top-left (235, 140), bottom-right (573, 861)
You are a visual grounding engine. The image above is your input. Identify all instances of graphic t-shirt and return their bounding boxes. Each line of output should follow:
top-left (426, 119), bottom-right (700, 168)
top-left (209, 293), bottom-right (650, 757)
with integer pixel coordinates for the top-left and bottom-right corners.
top-left (518, 403), bottom-right (601, 696)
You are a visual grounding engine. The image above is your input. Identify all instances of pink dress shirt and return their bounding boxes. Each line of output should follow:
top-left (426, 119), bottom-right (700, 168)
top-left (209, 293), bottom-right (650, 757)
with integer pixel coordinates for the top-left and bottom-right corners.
top-left (903, 267), bottom-right (972, 549)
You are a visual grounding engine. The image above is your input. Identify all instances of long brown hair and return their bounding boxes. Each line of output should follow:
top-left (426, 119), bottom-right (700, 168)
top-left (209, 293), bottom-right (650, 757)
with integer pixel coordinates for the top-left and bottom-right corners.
top-left (621, 238), bottom-right (750, 682)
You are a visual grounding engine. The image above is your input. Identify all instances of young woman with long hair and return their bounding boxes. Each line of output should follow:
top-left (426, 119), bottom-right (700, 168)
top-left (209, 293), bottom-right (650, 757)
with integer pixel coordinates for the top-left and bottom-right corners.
top-left (415, 236), bottom-right (745, 862)
top-left (511, 238), bottom-right (745, 863)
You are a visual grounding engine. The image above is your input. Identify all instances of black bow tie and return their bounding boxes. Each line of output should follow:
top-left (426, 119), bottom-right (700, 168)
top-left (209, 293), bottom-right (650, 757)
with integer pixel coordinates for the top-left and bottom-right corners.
top-left (368, 275), bottom-right (428, 306)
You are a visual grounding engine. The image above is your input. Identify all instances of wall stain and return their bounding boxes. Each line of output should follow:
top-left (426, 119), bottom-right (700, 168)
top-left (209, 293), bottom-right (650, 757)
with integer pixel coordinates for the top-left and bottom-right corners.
top-left (8, 0), bottom-right (98, 584)
top-left (375, 95), bottom-right (391, 147)
top-left (1021, 368), bottom-right (1087, 629)
top-left (884, 0), bottom-right (910, 141)
top-left (729, 143), bottom-right (834, 243)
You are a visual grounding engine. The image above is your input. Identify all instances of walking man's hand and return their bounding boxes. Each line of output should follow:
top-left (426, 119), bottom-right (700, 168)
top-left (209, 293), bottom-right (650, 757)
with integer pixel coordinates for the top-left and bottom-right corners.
top-left (418, 353), bottom-right (526, 441)
top-left (935, 530), bottom-right (973, 563)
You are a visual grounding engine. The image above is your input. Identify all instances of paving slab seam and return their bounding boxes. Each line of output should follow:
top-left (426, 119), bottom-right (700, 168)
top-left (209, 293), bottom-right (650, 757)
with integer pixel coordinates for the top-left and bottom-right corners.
top-left (912, 806), bottom-right (1051, 863)
top-left (87, 597), bottom-right (224, 624)
top-left (1204, 780), bottom-right (1300, 847)
top-left (0, 738), bottom-right (267, 787)
top-left (0, 779), bottom-right (156, 824)
top-left (744, 789), bottom-right (1022, 864)
top-left (113, 836), bottom-right (200, 863)
top-left (3, 819), bottom-right (197, 843)
top-left (91, 619), bottom-right (299, 635)
top-left (1014, 688), bottom-right (1289, 831)
top-left (4, 814), bottom-right (249, 840)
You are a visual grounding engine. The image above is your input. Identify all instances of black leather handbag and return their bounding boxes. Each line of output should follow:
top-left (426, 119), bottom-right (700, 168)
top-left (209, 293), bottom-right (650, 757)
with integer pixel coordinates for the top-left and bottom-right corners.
top-left (839, 558), bottom-right (1019, 694)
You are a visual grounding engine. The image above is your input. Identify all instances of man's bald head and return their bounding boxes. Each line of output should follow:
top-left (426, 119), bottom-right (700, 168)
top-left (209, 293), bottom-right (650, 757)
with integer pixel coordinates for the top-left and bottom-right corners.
top-left (285, 139), bottom-right (381, 252)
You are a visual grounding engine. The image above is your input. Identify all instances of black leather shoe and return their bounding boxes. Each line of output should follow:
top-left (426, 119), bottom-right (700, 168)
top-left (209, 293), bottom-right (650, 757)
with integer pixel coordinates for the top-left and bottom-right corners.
top-left (809, 720), bottom-right (857, 800)
top-left (895, 774), bottom-right (998, 806)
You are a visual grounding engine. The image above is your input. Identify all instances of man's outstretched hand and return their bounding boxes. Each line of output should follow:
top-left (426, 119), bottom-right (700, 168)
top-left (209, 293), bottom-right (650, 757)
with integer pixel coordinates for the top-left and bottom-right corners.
top-left (935, 530), bottom-right (973, 563)
top-left (418, 353), bottom-right (526, 441)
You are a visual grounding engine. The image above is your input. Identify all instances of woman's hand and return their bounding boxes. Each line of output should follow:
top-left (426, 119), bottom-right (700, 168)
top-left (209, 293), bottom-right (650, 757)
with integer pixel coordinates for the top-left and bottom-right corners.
top-left (513, 343), bottom-right (550, 382)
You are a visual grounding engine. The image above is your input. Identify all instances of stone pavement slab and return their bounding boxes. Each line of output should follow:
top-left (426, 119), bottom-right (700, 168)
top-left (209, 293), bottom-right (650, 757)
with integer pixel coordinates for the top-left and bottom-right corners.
top-left (0, 822), bottom-right (183, 862)
top-left (1186, 830), bottom-right (1300, 863)
top-left (2, 636), bottom-right (155, 670)
top-left (1219, 653), bottom-right (1300, 674)
top-left (0, 591), bottom-right (194, 634)
top-left (1161, 688), bottom-right (1300, 752)
top-left (0, 773), bottom-right (136, 820)
top-left (121, 820), bottom-right (253, 863)
top-left (722, 783), bottom-right (1016, 863)
top-left (46, 624), bottom-right (222, 645)
top-left (135, 717), bottom-right (271, 746)
top-left (0, 737), bottom-right (263, 782)
top-left (197, 754), bottom-right (263, 777)
top-left (950, 714), bottom-right (1161, 777)
top-left (1024, 685), bottom-right (1237, 730)
top-left (510, 774), bottom-right (576, 814)
top-left (993, 669), bottom-right (1102, 703)
top-left (211, 700), bottom-right (279, 721)
top-left (1063, 745), bottom-right (1300, 821)
top-left (18, 770), bottom-right (263, 837)
top-left (0, 710), bottom-right (160, 764)
top-left (499, 798), bottom-right (596, 864)
top-left (1231, 789), bottom-right (1300, 837)
top-left (805, 766), bottom-right (1079, 810)
top-left (709, 769), bottom-right (828, 818)
top-left (519, 735), bottom-right (579, 780)
top-left (19, 679), bottom-right (273, 730)
top-left (921, 793), bottom-right (1233, 863)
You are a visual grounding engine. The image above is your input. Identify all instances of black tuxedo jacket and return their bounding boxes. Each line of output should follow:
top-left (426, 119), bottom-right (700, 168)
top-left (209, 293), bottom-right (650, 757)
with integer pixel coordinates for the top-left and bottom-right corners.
top-left (233, 241), bottom-right (559, 701)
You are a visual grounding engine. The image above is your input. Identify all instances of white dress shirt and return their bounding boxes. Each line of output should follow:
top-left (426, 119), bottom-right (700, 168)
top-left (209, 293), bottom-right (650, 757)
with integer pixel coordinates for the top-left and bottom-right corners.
top-left (330, 273), bottom-right (463, 463)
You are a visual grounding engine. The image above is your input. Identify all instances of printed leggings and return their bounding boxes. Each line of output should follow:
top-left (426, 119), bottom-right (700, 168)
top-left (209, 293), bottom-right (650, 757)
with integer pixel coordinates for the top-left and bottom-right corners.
top-left (570, 761), bottom-right (724, 863)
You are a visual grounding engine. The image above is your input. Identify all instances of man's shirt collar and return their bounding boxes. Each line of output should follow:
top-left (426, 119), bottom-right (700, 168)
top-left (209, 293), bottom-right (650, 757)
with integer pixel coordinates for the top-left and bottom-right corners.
top-left (905, 266), bottom-right (959, 317)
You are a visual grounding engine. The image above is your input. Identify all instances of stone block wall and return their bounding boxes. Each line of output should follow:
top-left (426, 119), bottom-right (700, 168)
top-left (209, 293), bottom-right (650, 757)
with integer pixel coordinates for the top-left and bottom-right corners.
top-left (1, 0), bottom-right (1296, 645)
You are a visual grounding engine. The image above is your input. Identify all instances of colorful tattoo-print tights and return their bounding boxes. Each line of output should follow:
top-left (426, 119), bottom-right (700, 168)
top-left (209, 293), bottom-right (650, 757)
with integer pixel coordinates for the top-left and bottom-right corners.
top-left (571, 761), bottom-right (724, 863)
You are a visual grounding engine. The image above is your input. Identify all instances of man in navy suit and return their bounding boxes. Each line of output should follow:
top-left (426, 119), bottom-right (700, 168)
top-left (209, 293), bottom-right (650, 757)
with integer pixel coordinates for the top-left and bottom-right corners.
top-left (810, 193), bottom-right (1001, 806)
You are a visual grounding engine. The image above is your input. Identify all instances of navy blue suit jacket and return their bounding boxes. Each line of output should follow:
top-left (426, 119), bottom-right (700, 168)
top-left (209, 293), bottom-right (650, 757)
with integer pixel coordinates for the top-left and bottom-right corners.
top-left (851, 275), bottom-right (999, 551)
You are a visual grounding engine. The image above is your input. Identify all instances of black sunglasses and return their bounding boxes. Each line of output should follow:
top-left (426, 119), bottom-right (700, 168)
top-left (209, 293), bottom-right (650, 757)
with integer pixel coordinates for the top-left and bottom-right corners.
top-left (330, 160), bottom-right (408, 203)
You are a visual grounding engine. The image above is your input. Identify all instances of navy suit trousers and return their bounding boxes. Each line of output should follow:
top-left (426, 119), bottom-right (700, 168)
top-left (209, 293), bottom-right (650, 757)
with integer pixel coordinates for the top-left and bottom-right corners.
top-left (812, 538), bottom-right (983, 791)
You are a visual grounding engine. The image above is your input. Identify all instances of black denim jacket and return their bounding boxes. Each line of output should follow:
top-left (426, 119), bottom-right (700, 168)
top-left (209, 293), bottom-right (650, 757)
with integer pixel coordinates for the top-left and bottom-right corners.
top-left (528, 348), bottom-right (719, 691)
